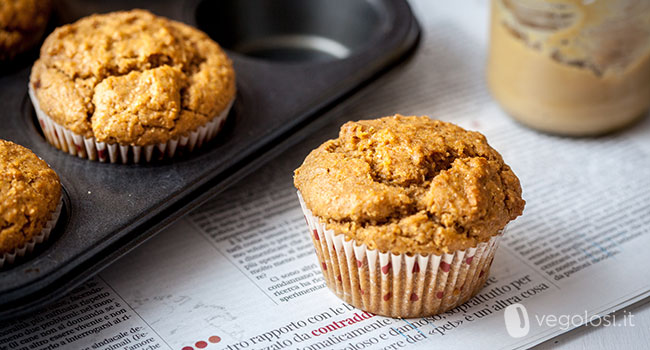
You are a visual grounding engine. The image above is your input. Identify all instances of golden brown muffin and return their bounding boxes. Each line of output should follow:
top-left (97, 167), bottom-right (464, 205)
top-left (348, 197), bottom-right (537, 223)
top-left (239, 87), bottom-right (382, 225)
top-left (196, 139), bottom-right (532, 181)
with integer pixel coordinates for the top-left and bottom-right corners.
top-left (0, 0), bottom-right (51, 60)
top-left (294, 115), bottom-right (525, 254)
top-left (30, 9), bottom-right (235, 146)
top-left (0, 140), bottom-right (61, 255)
top-left (295, 115), bottom-right (525, 318)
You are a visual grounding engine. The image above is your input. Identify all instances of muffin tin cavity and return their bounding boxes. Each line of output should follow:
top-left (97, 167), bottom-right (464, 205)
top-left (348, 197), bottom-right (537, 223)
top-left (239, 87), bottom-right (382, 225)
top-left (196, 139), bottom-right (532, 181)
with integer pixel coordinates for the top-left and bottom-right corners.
top-left (196, 0), bottom-right (385, 62)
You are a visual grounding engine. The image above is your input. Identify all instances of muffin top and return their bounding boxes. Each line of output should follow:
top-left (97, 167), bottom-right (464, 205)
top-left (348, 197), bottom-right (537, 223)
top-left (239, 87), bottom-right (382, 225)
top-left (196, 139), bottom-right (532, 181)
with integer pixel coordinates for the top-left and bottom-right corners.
top-left (294, 115), bottom-right (525, 254)
top-left (0, 140), bottom-right (61, 255)
top-left (30, 9), bottom-right (236, 146)
top-left (0, 0), bottom-right (51, 60)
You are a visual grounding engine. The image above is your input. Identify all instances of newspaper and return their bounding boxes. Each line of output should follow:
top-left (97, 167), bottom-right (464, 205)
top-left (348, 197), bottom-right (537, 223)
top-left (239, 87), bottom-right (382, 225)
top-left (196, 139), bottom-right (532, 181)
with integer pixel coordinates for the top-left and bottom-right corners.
top-left (2, 1), bottom-right (650, 349)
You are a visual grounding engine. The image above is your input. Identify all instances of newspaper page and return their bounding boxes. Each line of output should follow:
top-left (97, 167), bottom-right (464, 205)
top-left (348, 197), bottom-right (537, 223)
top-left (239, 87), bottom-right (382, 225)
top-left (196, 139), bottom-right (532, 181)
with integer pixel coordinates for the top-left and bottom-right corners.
top-left (2, 1), bottom-right (650, 350)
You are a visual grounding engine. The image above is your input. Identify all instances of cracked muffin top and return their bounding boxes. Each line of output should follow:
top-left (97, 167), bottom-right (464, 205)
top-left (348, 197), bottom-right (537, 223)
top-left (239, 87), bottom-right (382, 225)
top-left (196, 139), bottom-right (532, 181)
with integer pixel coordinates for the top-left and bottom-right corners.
top-left (0, 0), bottom-right (51, 60)
top-left (294, 115), bottom-right (525, 254)
top-left (30, 9), bottom-right (236, 146)
top-left (0, 140), bottom-right (61, 255)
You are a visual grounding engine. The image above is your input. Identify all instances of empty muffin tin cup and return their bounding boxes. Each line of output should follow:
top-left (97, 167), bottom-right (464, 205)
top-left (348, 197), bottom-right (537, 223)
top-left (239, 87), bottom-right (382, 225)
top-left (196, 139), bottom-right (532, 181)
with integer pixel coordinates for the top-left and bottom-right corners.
top-left (195, 0), bottom-right (384, 63)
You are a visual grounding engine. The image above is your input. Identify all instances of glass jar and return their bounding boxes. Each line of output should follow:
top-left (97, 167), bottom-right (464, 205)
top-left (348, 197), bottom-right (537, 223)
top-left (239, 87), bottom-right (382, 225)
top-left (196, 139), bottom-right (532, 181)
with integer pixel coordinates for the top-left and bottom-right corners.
top-left (487, 0), bottom-right (650, 135)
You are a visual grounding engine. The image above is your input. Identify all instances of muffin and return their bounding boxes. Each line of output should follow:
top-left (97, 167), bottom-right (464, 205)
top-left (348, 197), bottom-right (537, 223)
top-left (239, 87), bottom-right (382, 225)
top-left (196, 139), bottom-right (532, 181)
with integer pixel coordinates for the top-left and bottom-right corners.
top-left (294, 115), bottom-right (525, 317)
top-left (29, 9), bottom-right (236, 163)
top-left (0, 0), bottom-right (51, 60)
top-left (0, 140), bottom-right (62, 268)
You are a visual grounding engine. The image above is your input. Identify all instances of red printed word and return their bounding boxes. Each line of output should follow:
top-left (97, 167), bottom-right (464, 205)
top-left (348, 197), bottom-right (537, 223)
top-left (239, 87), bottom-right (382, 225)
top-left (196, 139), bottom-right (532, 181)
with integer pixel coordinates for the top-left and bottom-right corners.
top-left (311, 311), bottom-right (374, 336)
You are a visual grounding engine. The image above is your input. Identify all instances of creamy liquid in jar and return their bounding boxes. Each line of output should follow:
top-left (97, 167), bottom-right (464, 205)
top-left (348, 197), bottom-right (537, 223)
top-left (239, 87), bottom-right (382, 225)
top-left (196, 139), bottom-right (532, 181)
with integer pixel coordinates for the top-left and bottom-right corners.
top-left (487, 0), bottom-right (650, 135)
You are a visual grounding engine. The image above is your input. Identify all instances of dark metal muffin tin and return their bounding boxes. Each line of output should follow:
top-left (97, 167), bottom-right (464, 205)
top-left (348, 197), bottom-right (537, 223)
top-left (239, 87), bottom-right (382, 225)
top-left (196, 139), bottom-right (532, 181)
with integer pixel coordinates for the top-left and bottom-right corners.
top-left (0, 0), bottom-right (419, 319)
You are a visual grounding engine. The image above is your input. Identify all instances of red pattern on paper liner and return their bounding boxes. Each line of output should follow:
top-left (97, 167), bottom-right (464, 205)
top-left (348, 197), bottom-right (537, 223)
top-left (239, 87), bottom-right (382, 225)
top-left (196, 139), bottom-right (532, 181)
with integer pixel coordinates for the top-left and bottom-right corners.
top-left (297, 190), bottom-right (502, 318)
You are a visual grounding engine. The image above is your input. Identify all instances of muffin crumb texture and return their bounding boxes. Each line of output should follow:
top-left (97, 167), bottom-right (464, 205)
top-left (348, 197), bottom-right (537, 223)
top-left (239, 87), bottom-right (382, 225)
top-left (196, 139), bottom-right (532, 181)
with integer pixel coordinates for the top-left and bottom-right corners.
top-left (0, 140), bottom-right (61, 255)
top-left (0, 0), bottom-right (51, 60)
top-left (30, 9), bottom-right (235, 146)
top-left (294, 115), bottom-right (525, 254)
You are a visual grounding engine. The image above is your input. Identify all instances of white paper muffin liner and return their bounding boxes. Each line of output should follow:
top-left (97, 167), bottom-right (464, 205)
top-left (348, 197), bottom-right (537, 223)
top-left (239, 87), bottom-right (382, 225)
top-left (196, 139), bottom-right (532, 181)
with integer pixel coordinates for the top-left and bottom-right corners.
top-left (0, 198), bottom-right (62, 268)
top-left (29, 85), bottom-right (233, 164)
top-left (297, 191), bottom-right (501, 318)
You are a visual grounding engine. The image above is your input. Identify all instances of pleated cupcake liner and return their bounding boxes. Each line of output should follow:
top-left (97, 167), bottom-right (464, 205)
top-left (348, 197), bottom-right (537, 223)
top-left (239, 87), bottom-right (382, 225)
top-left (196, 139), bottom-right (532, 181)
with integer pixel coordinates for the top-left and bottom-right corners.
top-left (29, 85), bottom-right (233, 164)
top-left (297, 191), bottom-right (501, 318)
top-left (0, 198), bottom-right (62, 268)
